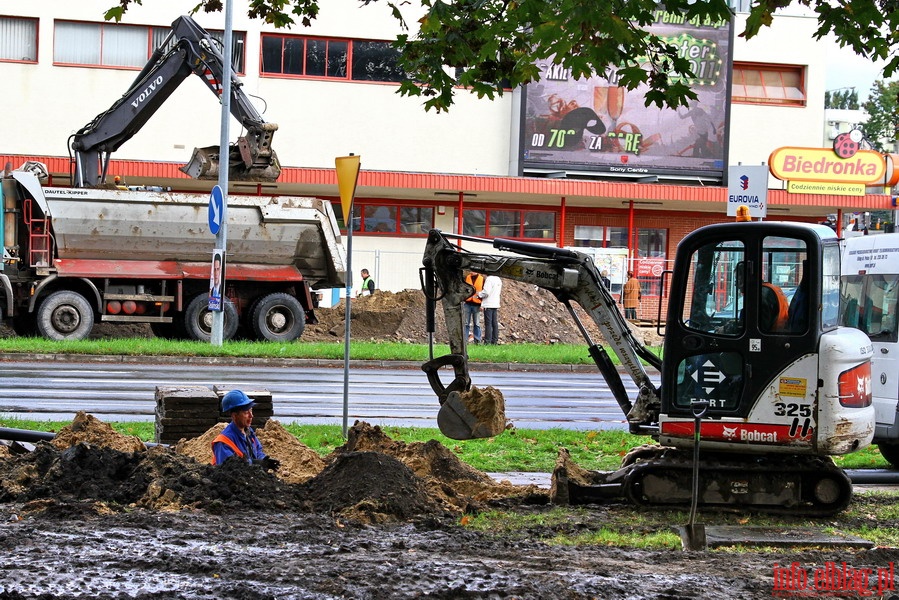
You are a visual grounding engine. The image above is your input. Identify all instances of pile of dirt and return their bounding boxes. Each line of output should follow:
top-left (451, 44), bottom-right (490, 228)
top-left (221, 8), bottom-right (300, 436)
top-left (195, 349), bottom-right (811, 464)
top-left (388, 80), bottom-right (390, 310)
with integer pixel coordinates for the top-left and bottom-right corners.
top-left (304, 281), bottom-right (662, 346)
top-left (0, 415), bottom-right (545, 524)
top-left (50, 412), bottom-right (146, 453)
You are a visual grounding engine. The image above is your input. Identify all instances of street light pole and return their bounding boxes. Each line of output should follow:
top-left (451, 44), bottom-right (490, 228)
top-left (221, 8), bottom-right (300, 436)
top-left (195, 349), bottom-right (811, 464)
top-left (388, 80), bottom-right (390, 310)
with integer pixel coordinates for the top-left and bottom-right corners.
top-left (211, 0), bottom-right (233, 347)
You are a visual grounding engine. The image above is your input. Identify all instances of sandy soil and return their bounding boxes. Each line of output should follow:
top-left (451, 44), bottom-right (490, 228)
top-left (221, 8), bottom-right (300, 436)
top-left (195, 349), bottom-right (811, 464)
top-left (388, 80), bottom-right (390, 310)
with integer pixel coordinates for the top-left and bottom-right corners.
top-left (2, 416), bottom-right (898, 599)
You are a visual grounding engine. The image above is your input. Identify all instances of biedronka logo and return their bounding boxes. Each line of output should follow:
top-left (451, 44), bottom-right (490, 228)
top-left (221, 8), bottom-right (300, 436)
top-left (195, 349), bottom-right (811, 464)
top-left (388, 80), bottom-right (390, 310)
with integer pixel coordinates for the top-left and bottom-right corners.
top-left (768, 147), bottom-right (885, 185)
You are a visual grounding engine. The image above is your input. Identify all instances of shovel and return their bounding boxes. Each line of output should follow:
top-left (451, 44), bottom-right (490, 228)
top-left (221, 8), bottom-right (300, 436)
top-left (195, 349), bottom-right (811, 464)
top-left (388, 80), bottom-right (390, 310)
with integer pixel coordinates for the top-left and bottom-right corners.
top-left (679, 399), bottom-right (709, 551)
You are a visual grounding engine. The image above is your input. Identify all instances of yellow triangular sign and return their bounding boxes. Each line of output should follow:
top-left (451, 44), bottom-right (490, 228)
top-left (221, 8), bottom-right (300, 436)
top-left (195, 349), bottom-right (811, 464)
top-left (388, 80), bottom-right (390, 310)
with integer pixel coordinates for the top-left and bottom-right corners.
top-left (335, 155), bottom-right (361, 226)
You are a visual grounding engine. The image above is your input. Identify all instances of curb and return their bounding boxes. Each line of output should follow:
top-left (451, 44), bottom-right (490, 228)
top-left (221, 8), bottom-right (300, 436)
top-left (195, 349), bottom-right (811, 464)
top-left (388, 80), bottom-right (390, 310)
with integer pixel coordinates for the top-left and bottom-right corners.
top-left (0, 352), bottom-right (638, 374)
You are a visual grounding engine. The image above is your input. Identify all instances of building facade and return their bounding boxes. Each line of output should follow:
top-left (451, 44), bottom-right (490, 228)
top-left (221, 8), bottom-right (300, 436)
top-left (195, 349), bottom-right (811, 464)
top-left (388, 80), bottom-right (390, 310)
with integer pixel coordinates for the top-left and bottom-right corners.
top-left (0, 1), bottom-right (891, 318)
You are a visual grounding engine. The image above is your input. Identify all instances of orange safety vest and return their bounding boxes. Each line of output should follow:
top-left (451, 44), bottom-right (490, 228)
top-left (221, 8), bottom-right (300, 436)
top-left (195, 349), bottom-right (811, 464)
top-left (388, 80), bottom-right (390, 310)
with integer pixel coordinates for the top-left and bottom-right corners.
top-left (211, 433), bottom-right (244, 465)
top-left (465, 273), bottom-right (484, 304)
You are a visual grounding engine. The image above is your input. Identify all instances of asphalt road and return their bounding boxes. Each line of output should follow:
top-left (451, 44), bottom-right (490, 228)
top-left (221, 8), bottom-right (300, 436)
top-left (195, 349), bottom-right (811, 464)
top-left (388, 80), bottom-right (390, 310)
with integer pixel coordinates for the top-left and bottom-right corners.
top-left (0, 356), bottom-right (639, 431)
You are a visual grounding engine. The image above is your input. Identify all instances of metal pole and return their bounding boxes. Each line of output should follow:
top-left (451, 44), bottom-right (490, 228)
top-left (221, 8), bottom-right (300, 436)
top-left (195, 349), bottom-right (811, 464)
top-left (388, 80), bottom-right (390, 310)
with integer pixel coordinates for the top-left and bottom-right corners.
top-left (212, 0), bottom-right (233, 346)
top-left (343, 229), bottom-right (353, 437)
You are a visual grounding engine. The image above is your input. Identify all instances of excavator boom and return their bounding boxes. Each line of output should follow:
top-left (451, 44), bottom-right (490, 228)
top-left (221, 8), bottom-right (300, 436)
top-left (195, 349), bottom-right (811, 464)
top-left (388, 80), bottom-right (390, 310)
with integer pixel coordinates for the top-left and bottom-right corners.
top-left (70, 15), bottom-right (279, 187)
top-left (421, 229), bottom-right (661, 439)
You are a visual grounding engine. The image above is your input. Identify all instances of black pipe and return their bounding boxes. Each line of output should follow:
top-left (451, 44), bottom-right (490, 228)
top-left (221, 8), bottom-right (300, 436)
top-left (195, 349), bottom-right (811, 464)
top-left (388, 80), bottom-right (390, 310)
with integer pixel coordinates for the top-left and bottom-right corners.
top-left (0, 427), bottom-right (54, 443)
top-left (845, 469), bottom-right (899, 484)
top-left (0, 427), bottom-right (164, 448)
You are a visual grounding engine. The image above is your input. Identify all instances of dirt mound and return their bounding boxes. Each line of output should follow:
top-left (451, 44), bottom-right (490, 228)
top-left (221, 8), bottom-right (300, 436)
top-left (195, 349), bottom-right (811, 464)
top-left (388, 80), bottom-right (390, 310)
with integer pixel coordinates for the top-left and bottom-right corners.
top-left (50, 411), bottom-right (146, 453)
top-left (303, 282), bottom-right (663, 346)
top-left (338, 421), bottom-right (543, 505)
top-left (302, 451), bottom-right (453, 523)
top-left (0, 416), bottom-right (544, 524)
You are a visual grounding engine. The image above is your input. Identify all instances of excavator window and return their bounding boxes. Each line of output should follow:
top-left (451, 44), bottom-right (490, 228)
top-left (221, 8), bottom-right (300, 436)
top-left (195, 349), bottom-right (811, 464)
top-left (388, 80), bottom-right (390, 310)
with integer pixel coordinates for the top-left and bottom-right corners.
top-left (681, 240), bottom-right (745, 336)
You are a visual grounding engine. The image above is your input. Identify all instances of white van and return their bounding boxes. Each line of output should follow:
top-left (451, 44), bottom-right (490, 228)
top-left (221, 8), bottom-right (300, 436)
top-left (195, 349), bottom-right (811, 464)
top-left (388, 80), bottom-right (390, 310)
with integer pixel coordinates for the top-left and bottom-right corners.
top-left (841, 234), bottom-right (899, 466)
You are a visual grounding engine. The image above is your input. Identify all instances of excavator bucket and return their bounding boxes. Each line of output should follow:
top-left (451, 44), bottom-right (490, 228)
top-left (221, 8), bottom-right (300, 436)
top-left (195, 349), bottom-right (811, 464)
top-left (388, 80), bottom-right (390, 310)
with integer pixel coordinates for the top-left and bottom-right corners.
top-left (180, 142), bottom-right (281, 182)
top-left (436, 388), bottom-right (507, 440)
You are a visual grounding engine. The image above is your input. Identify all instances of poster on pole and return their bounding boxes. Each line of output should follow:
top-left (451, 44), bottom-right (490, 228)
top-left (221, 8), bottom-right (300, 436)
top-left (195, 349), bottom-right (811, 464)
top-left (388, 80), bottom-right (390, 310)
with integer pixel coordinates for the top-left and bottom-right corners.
top-left (208, 249), bottom-right (225, 311)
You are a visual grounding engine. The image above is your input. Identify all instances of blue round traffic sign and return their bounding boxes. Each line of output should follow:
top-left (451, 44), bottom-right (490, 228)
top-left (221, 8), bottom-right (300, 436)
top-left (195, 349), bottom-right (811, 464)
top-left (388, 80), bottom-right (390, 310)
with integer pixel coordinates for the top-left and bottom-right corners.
top-left (208, 185), bottom-right (224, 235)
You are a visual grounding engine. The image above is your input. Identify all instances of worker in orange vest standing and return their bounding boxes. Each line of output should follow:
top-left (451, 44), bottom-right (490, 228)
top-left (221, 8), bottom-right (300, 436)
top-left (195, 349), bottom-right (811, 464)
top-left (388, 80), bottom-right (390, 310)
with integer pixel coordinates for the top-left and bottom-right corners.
top-left (463, 271), bottom-right (485, 344)
top-left (212, 390), bottom-right (280, 471)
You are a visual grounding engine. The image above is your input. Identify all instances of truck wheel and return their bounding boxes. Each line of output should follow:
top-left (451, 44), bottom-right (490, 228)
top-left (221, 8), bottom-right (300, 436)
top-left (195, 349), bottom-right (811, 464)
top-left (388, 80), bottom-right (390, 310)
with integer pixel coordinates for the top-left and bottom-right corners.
top-left (250, 293), bottom-right (305, 341)
top-left (184, 295), bottom-right (238, 341)
top-left (36, 291), bottom-right (94, 341)
top-left (878, 442), bottom-right (899, 469)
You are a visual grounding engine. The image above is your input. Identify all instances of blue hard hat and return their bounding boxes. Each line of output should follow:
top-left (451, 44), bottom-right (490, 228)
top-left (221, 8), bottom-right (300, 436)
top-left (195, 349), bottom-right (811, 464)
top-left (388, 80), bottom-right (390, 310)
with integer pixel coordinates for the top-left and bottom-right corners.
top-left (221, 390), bottom-right (255, 414)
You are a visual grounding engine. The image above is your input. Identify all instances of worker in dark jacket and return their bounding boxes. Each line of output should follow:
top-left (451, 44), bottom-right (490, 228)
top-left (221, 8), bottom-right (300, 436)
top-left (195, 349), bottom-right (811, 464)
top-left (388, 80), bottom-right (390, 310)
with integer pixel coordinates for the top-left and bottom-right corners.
top-left (212, 389), bottom-right (279, 470)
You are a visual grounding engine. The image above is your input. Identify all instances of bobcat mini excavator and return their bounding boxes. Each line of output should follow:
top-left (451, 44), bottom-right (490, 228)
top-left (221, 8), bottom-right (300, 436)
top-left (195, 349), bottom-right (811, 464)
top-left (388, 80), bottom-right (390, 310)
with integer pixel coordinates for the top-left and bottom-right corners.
top-left (420, 221), bottom-right (875, 515)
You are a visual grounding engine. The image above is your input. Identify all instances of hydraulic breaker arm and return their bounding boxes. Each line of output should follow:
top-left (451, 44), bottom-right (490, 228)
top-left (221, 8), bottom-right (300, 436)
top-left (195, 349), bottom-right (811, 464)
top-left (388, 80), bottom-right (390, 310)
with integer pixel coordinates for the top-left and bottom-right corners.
top-left (421, 229), bottom-right (662, 437)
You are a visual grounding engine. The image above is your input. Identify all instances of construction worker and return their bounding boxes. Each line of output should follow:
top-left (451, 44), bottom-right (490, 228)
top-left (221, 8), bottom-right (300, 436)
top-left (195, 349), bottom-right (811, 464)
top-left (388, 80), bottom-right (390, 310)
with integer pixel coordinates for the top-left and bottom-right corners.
top-left (463, 271), bottom-right (485, 343)
top-left (212, 389), bottom-right (279, 470)
top-left (358, 268), bottom-right (376, 296)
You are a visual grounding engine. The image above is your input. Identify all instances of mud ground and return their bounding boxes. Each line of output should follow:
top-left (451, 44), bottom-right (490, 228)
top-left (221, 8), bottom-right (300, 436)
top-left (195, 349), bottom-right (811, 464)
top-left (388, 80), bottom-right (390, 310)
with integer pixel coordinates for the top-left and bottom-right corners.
top-left (2, 416), bottom-right (898, 599)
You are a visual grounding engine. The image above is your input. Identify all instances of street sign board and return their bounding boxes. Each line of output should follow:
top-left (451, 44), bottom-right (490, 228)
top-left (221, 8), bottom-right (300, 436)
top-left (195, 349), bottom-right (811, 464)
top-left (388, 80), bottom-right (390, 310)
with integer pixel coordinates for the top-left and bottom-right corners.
top-left (727, 164), bottom-right (769, 218)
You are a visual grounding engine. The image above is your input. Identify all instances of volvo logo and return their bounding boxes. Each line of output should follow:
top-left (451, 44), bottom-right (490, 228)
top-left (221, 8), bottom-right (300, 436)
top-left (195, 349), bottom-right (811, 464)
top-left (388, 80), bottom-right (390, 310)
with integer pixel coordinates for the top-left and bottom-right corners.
top-left (130, 75), bottom-right (165, 108)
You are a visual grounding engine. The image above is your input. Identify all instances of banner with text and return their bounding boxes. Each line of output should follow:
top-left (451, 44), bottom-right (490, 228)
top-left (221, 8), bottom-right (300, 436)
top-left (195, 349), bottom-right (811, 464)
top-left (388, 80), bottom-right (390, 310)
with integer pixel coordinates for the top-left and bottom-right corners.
top-left (521, 10), bottom-right (732, 181)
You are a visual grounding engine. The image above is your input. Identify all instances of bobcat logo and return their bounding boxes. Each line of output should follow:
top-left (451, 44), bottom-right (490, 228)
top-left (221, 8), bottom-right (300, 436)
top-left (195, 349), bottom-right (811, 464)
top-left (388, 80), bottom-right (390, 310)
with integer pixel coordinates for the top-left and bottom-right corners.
top-left (722, 425), bottom-right (738, 439)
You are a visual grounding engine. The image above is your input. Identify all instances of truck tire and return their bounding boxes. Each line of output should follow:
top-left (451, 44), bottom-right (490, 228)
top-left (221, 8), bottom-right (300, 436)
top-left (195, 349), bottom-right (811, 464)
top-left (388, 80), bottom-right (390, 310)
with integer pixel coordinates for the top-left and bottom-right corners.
top-left (877, 442), bottom-right (899, 469)
top-left (184, 295), bottom-right (238, 341)
top-left (250, 292), bottom-right (306, 341)
top-left (36, 291), bottom-right (95, 341)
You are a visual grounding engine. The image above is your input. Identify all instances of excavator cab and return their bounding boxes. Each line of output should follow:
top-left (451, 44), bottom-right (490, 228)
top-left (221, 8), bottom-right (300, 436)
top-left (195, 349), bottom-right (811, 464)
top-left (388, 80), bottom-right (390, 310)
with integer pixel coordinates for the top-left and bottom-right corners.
top-left (659, 222), bottom-right (873, 457)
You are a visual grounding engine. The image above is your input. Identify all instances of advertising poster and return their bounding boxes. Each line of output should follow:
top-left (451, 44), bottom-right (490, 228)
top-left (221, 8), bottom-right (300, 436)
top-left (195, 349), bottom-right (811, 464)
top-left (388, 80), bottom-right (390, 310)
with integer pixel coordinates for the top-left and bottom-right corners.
top-left (208, 249), bottom-right (224, 312)
top-left (521, 10), bottom-right (732, 181)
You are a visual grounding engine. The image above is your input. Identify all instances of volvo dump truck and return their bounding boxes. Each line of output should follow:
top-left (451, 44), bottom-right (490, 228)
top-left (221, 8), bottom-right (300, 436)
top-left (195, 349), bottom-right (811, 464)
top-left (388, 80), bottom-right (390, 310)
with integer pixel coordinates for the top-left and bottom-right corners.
top-left (0, 162), bottom-right (345, 341)
top-left (421, 222), bottom-right (875, 514)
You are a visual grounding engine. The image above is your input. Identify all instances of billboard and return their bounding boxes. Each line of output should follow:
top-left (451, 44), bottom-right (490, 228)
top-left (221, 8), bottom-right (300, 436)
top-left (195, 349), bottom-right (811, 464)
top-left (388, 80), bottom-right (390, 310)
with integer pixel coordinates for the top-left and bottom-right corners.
top-left (521, 11), bottom-right (733, 181)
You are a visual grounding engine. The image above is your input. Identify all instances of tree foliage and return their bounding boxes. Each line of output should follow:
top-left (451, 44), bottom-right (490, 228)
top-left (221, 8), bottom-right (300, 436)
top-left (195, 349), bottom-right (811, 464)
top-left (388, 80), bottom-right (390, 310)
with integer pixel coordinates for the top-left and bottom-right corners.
top-left (861, 80), bottom-right (899, 153)
top-left (105, 0), bottom-right (894, 113)
top-left (825, 89), bottom-right (859, 110)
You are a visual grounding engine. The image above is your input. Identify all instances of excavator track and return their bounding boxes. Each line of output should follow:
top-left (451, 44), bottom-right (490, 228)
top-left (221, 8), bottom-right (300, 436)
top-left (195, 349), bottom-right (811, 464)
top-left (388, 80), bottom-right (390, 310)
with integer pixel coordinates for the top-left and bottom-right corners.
top-left (620, 447), bottom-right (853, 517)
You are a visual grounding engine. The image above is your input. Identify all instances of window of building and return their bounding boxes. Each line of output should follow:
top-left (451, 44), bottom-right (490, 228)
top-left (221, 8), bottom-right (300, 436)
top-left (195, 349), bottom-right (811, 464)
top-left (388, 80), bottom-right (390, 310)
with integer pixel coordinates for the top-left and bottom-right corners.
top-left (637, 228), bottom-right (667, 258)
top-left (573, 225), bottom-right (606, 247)
top-left (0, 16), bottom-right (38, 62)
top-left (151, 26), bottom-right (246, 74)
top-left (54, 20), bottom-right (246, 72)
top-left (55, 21), bottom-right (146, 67)
top-left (350, 203), bottom-right (434, 235)
top-left (463, 209), bottom-right (556, 240)
top-left (732, 63), bottom-right (806, 106)
top-left (262, 34), bottom-right (404, 82)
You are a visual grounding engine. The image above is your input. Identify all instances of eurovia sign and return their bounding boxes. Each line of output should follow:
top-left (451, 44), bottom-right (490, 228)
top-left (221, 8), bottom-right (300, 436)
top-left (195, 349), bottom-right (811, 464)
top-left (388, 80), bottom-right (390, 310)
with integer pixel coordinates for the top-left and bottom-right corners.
top-left (769, 147), bottom-right (885, 185)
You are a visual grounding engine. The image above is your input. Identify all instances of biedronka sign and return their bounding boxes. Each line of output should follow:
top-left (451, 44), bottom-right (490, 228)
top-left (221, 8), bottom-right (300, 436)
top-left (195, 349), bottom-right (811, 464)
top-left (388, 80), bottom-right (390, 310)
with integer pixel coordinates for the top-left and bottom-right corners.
top-left (769, 135), bottom-right (886, 196)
